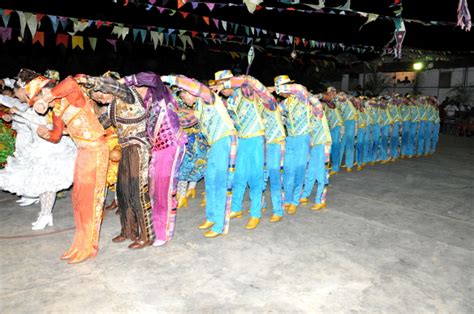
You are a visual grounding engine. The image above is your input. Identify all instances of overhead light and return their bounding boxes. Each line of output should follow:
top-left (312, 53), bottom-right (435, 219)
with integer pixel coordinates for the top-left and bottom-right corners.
top-left (413, 62), bottom-right (424, 71)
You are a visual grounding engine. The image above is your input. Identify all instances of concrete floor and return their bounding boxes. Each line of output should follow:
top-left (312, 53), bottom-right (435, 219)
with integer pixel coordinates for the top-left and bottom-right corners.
top-left (1, 134), bottom-right (473, 313)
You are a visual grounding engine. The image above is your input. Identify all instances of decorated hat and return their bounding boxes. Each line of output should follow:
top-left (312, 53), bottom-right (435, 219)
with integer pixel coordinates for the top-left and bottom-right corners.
top-left (102, 71), bottom-right (121, 79)
top-left (214, 70), bottom-right (234, 81)
top-left (44, 69), bottom-right (60, 82)
top-left (24, 76), bottom-right (50, 105)
top-left (327, 86), bottom-right (337, 92)
top-left (274, 75), bottom-right (294, 87)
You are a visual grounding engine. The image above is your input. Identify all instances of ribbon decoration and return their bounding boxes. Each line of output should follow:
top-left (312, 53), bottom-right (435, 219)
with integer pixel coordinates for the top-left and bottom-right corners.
top-left (457, 0), bottom-right (472, 31)
top-left (246, 45), bottom-right (255, 74)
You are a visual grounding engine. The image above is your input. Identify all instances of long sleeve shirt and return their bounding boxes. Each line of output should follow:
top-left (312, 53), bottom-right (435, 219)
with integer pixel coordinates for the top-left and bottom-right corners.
top-left (309, 94), bottom-right (331, 146)
top-left (224, 75), bottom-right (273, 138)
top-left (389, 104), bottom-right (401, 123)
top-left (0, 95), bottom-right (29, 112)
top-left (400, 105), bottom-right (412, 122)
top-left (162, 75), bottom-right (235, 145)
top-left (277, 83), bottom-right (312, 137)
top-left (337, 97), bottom-right (357, 121)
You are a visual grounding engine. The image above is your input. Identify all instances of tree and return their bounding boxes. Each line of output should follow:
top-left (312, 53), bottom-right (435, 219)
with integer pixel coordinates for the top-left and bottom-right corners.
top-left (363, 64), bottom-right (389, 96)
top-left (448, 82), bottom-right (473, 106)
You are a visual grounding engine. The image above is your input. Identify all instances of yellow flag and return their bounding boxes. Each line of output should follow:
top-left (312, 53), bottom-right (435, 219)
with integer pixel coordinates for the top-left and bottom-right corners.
top-left (72, 35), bottom-right (84, 50)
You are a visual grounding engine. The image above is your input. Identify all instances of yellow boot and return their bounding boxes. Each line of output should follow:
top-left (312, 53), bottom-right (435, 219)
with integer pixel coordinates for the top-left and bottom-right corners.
top-left (329, 170), bottom-right (337, 176)
top-left (230, 211), bottom-right (243, 219)
top-left (287, 204), bottom-right (297, 215)
top-left (299, 198), bottom-right (308, 205)
top-left (203, 230), bottom-right (221, 238)
top-left (311, 203), bottom-right (326, 211)
top-left (198, 220), bottom-right (214, 230)
top-left (200, 197), bottom-right (206, 207)
top-left (346, 167), bottom-right (352, 173)
top-left (177, 196), bottom-right (188, 209)
top-left (357, 165), bottom-right (363, 171)
top-left (269, 214), bottom-right (282, 223)
top-left (245, 217), bottom-right (260, 230)
top-left (186, 188), bottom-right (196, 199)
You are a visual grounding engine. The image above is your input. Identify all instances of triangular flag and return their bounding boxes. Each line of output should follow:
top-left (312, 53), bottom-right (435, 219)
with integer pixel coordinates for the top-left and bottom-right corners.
top-left (170, 34), bottom-right (176, 46)
top-left (59, 16), bottom-right (68, 29)
top-left (178, 35), bottom-right (187, 49)
top-left (192, 2), bottom-right (198, 9)
top-left (2, 12), bottom-right (11, 27)
top-left (164, 33), bottom-right (169, 46)
top-left (158, 32), bottom-right (164, 46)
top-left (157, 7), bottom-right (166, 14)
top-left (191, 31), bottom-right (198, 37)
top-left (202, 32), bottom-right (208, 37)
top-left (96, 20), bottom-right (104, 28)
top-left (212, 18), bottom-right (219, 28)
top-left (168, 28), bottom-right (175, 34)
top-left (26, 13), bottom-right (38, 38)
top-left (186, 35), bottom-right (194, 49)
top-left (48, 15), bottom-right (59, 33)
top-left (250, 27), bottom-right (255, 35)
top-left (234, 24), bottom-right (239, 33)
top-left (179, 30), bottom-right (186, 35)
top-left (3, 9), bottom-right (13, 16)
top-left (255, 28), bottom-right (261, 36)
top-left (150, 31), bottom-right (159, 49)
top-left (139, 30), bottom-right (147, 42)
top-left (36, 14), bottom-right (45, 22)
top-left (158, 27), bottom-right (165, 33)
top-left (72, 35), bottom-right (84, 49)
top-left (203, 16), bottom-right (210, 25)
top-left (133, 29), bottom-right (140, 41)
top-left (32, 31), bottom-right (44, 46)
top-left (222, 21), bottom-right (228, 31)
top-left (17, 11), bottom-right (27, 37)
top-left (56, 33), bottom-right (69, 48)
top-left (180, 12), bottom-right (189, 18)
top-left (106, 38), bottom-right (117, 51)
top-left (244, 26), bottom-right (249, 35)
top-left (206, 3), bottom-right (215, 11)
top-left (88, 37), bottom-right (97, 51)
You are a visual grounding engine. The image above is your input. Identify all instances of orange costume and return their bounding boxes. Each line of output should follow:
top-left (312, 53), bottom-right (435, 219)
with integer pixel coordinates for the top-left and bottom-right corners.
top-left (46, 77), bottom-right (109, 264)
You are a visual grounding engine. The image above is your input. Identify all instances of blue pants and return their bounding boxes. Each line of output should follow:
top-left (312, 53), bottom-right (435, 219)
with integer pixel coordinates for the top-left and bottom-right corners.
top-left (330, 126), bottom-right (341, 172)
top-left (284, 134), bottom-right (310, 206)
top-left (401, 121), bottom-right (410, 156)
top-left (380, 125), bottom-right (390, 161)
top-left (371, 124), bottom-right (381, 162)
top-left (205, 136), bottom-right (231, 233)
top-left (356, 127), bottom-right (367, 166)
top-left (431, 123), bottom-right (440, 154)
top-left (417, 121), bottom-right (427, 155)
top-left (424, 122), bottom-right (434, 154)
top-left (364, 125), bottom-right (373, 164)
top-left (408, 122), bottom-right (418, 157)
top-left (263, 142), bottom-right (284, 217)
top-left (302, 144), bottom-right (328, 204)
top-left (231, 136), bottom-right (264, 218)
top-left (339, 120), bottom-right (356, 169)
top-left (390, 122), bottom-right (400, 159)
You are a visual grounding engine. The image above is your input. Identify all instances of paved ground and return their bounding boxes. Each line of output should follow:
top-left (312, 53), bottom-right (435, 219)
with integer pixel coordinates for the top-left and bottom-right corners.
top-left (1, 134), bottom-right (473, 313)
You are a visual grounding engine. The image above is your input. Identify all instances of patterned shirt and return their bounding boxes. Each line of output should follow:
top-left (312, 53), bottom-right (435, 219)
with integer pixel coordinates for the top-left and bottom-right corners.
top-left (277, 84), bottom-right (312, 137)
top-left (309, 95), bottom-right (331, 146)
top-left (162, 75), bottom-right (235, 145)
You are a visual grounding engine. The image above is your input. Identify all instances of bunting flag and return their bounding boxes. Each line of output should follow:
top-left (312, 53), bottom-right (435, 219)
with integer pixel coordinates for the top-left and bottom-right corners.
top-left (337, 0), bottom-right (351, 10)
top-left (106, 38), bottom-right (117, 51)
top-left (88, 37), bottom-right (97, 51)
top-left (243, 0), bottom-right (263, 13)
top-left (26, 13), bottom-right (38, 38)
top-left (72, 35), bottom-right (84, 49)
top-left (58, 16), bottom-right (68, 29)
top-left (202, 16), bottom-right (210, 25)
top-left (112, 26), bottom-right (129, 39)
top-left (2, 11), bottom-right (11, 27)
top-left (56, 33), bottom-right (69, 48)
top-left (0, 27), bottom-right (12, 43)
top-left (17, 11), bottom-right (27, 37)
top-left (73, 20), bottom-right (89, 34)
top-left (177, 0), bottom-right (188, 9)
top-left (32, 31), bottom-right (44, 46)
top-left (150, 31), bottom-right (159, 49)
top-left (48, 15), bottom-right (59, 33)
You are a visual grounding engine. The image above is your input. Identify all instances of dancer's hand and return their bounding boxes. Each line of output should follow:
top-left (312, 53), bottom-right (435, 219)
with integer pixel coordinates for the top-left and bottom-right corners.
top-left (1, 113), bottom-right (11, 122)
top-left (37, 125), bottom-right (51, 140)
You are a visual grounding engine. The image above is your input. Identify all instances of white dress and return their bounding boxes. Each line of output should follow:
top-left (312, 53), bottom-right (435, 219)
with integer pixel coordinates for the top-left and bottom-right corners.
top-left (0, 108), bottom-right (77, 197)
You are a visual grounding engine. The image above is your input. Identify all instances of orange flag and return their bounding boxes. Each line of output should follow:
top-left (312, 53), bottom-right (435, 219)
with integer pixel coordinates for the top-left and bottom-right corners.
top-left (32, 31), bottom-right (44, 46)
top-left (56, 34), bottom-right (68, 48)
top-left (202, 16), bottom-right (210, 25)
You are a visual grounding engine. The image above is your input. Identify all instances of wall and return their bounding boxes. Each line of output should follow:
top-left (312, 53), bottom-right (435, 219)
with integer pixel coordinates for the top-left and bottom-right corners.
top-left (343, 67), bottom-right (474, 103)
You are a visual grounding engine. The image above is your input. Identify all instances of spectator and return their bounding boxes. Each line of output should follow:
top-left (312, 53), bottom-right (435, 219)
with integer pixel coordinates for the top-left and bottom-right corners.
top-left (443, 102), bottom-right (459, 134)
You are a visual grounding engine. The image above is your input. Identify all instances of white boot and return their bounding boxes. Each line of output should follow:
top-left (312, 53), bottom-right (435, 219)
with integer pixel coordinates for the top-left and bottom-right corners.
top-left (19, 197), bottom-right (39, 207)
top-left (32, 214), bottom-right (53, 230)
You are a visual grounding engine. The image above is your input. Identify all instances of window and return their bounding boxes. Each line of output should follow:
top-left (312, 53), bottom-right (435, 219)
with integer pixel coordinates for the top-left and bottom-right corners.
top-left (439, 71), bottom-right (452, 88)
